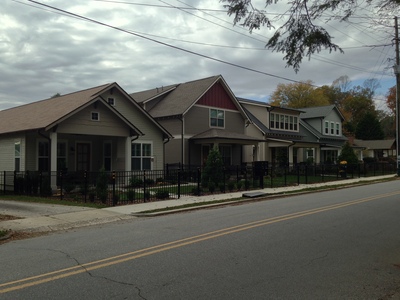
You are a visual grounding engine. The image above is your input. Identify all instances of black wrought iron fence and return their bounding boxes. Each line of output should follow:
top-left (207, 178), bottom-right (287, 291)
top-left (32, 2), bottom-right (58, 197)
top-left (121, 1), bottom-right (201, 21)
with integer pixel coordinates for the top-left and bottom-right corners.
top-left (0, 161), bottom-right (396, 206)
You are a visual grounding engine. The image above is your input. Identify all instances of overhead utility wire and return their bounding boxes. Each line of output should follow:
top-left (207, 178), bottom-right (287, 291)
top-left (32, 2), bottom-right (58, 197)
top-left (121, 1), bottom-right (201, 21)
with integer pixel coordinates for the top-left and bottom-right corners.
top-left (24, 0), bottom-right (313, 86)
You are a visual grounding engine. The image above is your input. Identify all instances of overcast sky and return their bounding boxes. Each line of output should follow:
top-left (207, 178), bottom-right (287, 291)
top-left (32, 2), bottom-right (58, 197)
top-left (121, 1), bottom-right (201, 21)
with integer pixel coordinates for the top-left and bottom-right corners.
top-left (1, 0), bottom-right (398, 111)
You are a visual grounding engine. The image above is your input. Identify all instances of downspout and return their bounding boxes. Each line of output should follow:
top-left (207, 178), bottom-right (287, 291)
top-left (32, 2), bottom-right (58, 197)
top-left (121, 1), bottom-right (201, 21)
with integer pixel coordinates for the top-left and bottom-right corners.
top-left (163, 136), bottom-right (171, 169)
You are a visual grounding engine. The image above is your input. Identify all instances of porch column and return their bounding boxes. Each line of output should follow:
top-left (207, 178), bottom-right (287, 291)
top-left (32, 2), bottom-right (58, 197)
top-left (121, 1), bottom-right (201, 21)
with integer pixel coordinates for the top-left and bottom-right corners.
top-left (315, 146), bottom-right (321, 164)
top-left (288, 146), bottom-right (294, 164)
top-left (49, 131), bottom-right (57, 190)
top-left (125, 137), bottom-right (132, 171)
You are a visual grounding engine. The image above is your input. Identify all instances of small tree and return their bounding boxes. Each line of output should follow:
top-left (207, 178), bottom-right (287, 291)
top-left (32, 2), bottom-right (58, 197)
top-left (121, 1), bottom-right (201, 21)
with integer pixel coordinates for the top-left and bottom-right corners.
top-left (338, 142), bottom-right (358, 165)
top-left (201, 147), bottom-right (224, 188)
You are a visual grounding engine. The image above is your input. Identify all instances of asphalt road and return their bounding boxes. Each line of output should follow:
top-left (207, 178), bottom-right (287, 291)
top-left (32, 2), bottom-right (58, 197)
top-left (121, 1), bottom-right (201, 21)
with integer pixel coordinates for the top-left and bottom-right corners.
top-left (0, 180), bottom-right (399, 299)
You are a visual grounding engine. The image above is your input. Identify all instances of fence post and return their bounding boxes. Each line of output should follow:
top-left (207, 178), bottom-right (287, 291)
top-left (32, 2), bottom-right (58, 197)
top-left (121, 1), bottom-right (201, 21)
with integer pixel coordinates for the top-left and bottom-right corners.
top-left (297, 164), bottom-right (300, 185)
top-left (197, 167), bottom-right (201, 196)
top-left (112, 171), bottom-right (116, 206)
top-left (59, 170), bottom-right (63, 200)
top-left (3, 171), bottom-right (6, 194)
top-left (143, 170), bottom-right (147, 203)
top-left (84, 171), bottom-right (87, 203)
top-left (178, 170), bottom-right (181, 199)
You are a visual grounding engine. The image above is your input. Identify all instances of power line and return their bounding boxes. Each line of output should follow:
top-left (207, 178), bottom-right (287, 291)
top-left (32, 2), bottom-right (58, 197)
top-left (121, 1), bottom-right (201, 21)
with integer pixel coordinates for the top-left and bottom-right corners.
top-left (23, 0), bottom-right (310, 86)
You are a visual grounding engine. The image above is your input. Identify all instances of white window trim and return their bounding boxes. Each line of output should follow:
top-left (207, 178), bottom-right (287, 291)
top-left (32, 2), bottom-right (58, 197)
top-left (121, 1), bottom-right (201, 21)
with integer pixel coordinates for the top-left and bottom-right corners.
top-left (132, 141), bottom-right (153, 170)
top-left (270, 112), bottom-right (299, 132)
top-left (91, 111), bottom-right (100, 121)
top-left (107, 97), bottom-right (115, 106)
top-left (335, 122), bottom-right (341, 136)
top-left (209, 108), bottom-right (225, 129)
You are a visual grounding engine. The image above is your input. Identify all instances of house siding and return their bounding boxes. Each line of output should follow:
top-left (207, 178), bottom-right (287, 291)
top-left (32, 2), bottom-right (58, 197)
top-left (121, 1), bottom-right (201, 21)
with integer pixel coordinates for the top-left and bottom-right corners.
top-left (197, 82), bottom-right (238, 111)
top-left (186, 106), bottom-right (244, 134)
top-left (57, 101), bottom-right (130, 137)
top-left (0, 134), bottom-right (25, 171)
top-left (100, 89), bottom-right (166, 169)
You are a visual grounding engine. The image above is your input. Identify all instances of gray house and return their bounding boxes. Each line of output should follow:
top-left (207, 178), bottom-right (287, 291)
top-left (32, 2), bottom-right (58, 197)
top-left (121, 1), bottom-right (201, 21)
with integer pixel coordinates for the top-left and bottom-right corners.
top-left (238, 99), bottom-right (348, 164)
top-left (131, 75), bottom-right (262, 167)
top-left (0, 83), bottom-right (172, 184)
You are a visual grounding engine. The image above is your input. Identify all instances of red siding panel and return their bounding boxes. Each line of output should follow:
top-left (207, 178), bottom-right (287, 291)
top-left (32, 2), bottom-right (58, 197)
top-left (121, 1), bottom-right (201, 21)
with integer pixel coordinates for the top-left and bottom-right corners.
top-left (197, 82), bottom-right (238, 111)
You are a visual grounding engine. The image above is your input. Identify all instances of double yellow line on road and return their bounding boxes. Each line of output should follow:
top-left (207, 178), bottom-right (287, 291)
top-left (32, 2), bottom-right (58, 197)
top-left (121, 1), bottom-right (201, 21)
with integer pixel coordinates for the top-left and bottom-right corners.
top-left (1, 190), bottom-right (398, 294)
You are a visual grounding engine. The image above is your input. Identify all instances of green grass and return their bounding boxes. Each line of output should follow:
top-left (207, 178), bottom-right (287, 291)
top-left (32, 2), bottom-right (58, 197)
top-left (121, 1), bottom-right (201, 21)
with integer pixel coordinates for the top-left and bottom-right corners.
top-left (0, 230), bottom-right (9, 238)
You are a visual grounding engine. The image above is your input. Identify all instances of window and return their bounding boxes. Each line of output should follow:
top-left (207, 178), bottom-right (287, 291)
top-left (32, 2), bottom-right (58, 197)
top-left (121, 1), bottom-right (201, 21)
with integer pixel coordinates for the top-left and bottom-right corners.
top-left (103, 142), bottom-right (112, 171)
top-left (325, 121), bottom-right (329, 134)
top-left (270, 113), bottom-right (298, 131)
top-left (107, 98), bottom-right (115, 106)
top-left (210, 109), bottom-right (224, 128)
top-left (132, 142), bottom-right (152, 170)
top-left (38, 141), bottom-right (49, 172)
top-left (91, 112), bottom-right (99, 121)
top-left (330, 122), bottom-right (335, 135)
top-left (15, 142), bottom-right (20, 172)
top-left (57, 142), bottom-right (67, 171)
top-left (336, 123), bottom-right (340, 135)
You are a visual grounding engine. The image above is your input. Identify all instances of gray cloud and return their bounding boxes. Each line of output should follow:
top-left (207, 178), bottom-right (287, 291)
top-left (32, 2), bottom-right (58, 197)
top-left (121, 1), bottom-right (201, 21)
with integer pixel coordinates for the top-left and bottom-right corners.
top-left (0, 0), bottom-right (396, 110)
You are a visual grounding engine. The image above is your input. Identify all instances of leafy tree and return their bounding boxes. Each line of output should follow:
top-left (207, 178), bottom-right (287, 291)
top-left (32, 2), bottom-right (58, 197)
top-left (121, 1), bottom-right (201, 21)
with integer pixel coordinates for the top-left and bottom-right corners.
top-left (355, 112), bottom-right (384, 140)
top-left (201, 147), bottom-right (224, 187)
top-left (222, 0), bottom-right (397, 71)
top-left (338, 141), bottom-right (358, 165)
top-left (269, 80), bottom-right (330, 108)
top-left (386, 85), bottom-right (396, 116)
top-left (378, 110), bottom-right (396, 138)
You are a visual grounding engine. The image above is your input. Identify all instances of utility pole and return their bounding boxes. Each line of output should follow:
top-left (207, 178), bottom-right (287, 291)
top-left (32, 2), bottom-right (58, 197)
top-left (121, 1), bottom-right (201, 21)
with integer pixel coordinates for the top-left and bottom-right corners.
top-left (394, 16), bottom-right (400, 176)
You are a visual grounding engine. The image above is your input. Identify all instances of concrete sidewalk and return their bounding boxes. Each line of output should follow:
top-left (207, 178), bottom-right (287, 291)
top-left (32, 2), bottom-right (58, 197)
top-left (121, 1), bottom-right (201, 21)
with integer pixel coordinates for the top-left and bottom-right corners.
top-left (0, 175), bottom-right (396, 233)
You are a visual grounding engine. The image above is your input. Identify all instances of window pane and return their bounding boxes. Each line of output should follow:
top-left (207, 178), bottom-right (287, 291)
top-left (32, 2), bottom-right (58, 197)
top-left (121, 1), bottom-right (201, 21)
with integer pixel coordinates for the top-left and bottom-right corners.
top-left (39, 141), bottom-right (49, 156)
top-left (217, 119), bottom-right (224, 127)
top-left (142, 158), bottom-right (151, 170)
top-left (104, 143), bottom-right (112, 156)
top-left (132, 158), bottom-right (141, 170)
top-left (132, 144), bottom-right (141, 156)
top-left (15, 143), bottom-right (20, 156)
top-left (143, 144), bottom-right (151, 156)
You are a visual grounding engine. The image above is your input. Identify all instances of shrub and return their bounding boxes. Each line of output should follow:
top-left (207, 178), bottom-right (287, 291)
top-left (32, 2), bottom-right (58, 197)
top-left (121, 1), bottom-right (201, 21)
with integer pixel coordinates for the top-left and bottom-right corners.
top-left (208, 182), bottom-right (216, 193)
top-left (227, 181), bottom-right (235, 192)
top-left (237, 181), bottom-right (243, 191)
top-left (127, 190), bottom-right (135, 201)
top-left (155, 189), bottom-right (169, 199)
top-left (129, 176), bottom-right (143, 188)
top-left (219, 183), bottom-right (225, 193)
top-left (244, 180), bottom-right (250, 190)
top-left (96, 168), bottom-right (109, 203)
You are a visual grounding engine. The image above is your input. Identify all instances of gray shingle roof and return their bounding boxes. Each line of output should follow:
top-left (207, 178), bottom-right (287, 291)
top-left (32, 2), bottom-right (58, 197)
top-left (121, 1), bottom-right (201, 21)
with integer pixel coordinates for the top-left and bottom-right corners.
top-left (298, 105), bottom-right (344, 121)
top-left (0, 83), bottom-right (112, 135)
top-left (190, 128), bottom-right (263, 143)
top-left (353, 139), bottom-right (395, 150)
top-left (130, 75), bottom-right (233, 118)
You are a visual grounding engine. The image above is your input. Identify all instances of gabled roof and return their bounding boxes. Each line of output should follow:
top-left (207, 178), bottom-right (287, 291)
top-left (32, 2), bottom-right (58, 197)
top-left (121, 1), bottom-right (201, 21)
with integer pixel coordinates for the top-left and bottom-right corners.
top-left (0, 83), bottom-right (172, 138)
top-left (130, 75), bottom-right (249, 120)
top-left (353, 139), bottom-right (396, 150)
top-left (0, 83), bottom-right (115, 135)
top-left (298, 105), bottom-right (345, 121)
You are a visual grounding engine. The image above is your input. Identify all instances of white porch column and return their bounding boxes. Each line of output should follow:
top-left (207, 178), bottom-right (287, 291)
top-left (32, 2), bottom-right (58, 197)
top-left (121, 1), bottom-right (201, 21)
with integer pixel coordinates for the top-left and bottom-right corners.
top-left (315, 146), bottom-right (321, 164)
top-left (288, 146), bottom-right (294, 164)
top-left (125, 137), bottom-right (132, 171)
top-left (49, 131), bottom-right (57, 190)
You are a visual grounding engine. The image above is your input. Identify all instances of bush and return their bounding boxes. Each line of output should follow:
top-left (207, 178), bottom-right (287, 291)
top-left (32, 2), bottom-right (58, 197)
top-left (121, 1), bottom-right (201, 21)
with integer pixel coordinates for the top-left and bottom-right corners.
top-left (155, 189), bottom-right (169, 199)
top-left (127, 190), bottom-right (135, 201)
top-left (96, 168), bottom-right (109, 203)
top-left (129, 176), bottom-right (143, 188)
top-left (237, 181), bottom-right (243, 191)
top-left (219, 183), bottom-right (225, 193)
top-left (208, 182), bottom-right (216, 193)
top-left (227, 181), bottom-right (235, 192)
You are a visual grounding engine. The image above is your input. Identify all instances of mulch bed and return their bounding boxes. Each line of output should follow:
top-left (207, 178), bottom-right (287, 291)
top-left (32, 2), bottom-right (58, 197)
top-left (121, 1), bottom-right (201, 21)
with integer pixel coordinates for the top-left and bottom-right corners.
top-left (0, 214), bottom-right (46, 244)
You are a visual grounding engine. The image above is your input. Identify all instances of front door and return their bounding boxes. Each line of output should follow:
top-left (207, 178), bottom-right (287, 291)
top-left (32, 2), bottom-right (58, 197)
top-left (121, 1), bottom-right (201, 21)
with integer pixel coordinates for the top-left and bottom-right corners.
top-left (76, 143), bottom-right (91, 171)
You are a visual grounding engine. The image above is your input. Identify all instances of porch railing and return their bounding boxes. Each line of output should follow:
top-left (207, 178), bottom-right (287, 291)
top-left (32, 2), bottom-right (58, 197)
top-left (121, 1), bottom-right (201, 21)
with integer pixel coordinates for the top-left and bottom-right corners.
top-left (0, 161), bottom-right (396, 206)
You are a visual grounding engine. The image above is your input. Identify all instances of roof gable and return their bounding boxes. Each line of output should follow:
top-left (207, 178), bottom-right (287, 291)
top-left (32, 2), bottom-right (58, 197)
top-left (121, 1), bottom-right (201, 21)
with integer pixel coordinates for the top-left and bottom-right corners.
top-left (299, 105), bottom-right (344, 121)
top-left (0, 83), bottom-right (112, 135)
